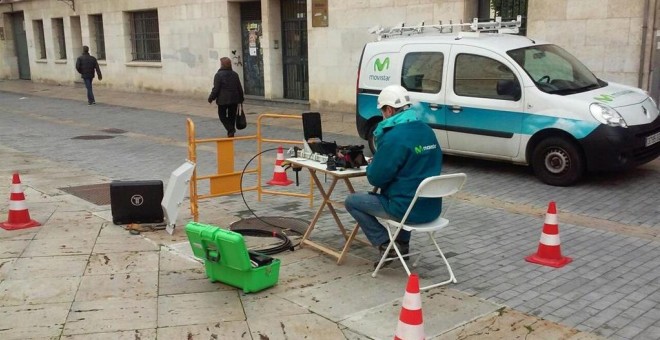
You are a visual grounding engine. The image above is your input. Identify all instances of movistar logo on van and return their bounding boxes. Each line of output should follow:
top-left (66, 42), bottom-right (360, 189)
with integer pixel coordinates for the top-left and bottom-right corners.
top-left (594, 94), bottom-right (613, 102)
top-left (369, 57), bottom-right (391, 81)
top-left (414, 144), bottom-right (437, 154)
top-left (594, 90), bottom-right (634, 103)
top-left (374, 57), bottom-right (390, 72)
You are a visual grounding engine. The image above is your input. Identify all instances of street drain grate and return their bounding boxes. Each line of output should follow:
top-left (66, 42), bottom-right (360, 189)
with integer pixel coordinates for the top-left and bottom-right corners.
top-left (100, 128), bottom-right (127, 134)
top-left (59, 183), bottom-right (111, 205)
top-left (71, 135), bottom-right (115, 140)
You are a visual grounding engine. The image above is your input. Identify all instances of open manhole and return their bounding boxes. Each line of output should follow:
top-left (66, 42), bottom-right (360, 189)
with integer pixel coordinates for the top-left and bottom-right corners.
top-left (100, 128), bottom-right (127, 134)
top-left (59, 183), bottom-right (111, 205)
top-left (71, 135), bottom-right (115, 140)
top-left (230, 216), bottom-right (309, 235)
top-left (230, 217), bottom-right (310, 254)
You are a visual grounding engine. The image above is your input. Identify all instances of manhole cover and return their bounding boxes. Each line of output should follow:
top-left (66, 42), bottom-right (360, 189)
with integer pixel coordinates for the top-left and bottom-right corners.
top-left (230, 217), bottom-right (309, 255)
top-left (100, 128), bottom-right (127, 134)
top-left (71, 135), bottom-right (115, 140)
top-left (230, 217), bottom-right (309, 235)
top-left (59, 183), bottom-right (111, 205)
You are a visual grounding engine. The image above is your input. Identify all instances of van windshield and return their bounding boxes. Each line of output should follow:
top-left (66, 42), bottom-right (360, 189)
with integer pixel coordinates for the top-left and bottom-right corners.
top-left (507, 44), bottom-right (605, 95)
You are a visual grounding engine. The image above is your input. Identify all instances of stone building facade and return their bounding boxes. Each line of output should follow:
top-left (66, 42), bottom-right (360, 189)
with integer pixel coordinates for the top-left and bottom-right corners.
top-left (0, 0), bottom-right (658, 113)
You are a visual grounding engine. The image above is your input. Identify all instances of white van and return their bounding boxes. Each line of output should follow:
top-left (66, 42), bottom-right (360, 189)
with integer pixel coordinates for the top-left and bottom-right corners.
top-left (356, 19), bottom-right (660, 186)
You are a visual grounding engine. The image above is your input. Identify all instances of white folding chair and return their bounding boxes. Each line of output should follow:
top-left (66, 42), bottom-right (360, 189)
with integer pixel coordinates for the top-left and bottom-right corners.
top-left (372, 173), bottom-right (467, 290)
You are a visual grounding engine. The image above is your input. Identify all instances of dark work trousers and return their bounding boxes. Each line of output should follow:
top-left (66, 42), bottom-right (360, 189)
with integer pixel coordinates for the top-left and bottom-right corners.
top-left (217, 104), bottom-right (238, 136)
top-left (83, 78), bottom-right (95, 104)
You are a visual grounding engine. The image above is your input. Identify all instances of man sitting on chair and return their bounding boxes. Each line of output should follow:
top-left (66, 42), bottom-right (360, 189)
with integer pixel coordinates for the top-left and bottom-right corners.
top-left (345, 85), bottom-right (443, 263)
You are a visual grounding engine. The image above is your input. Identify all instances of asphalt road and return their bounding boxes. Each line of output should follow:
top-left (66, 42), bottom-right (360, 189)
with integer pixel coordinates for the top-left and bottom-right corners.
top-left (1, 91), bottom-right (658, 234)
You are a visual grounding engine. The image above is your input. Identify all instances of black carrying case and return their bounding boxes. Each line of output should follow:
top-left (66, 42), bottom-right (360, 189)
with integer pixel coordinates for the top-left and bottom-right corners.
top-left (302, 111), bottom-right (338, 155)
top-left (110, 180), bottom-right (164, 225)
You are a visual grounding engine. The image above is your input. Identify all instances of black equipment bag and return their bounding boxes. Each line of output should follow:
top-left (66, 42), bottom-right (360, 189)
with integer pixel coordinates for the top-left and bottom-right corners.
top-left (110, 180), bottom-right (164, 225)
top-left (335, 145), bottom-right (369, 168)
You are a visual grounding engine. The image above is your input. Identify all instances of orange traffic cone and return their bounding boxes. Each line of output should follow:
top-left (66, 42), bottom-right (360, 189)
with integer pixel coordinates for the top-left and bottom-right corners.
top-left (1, 173), bottom-right (41, 230)
top-left (267, 146), bottom-right (293, 186)
top-left (394, 273), bottom-right (425, 340)
top-left (525, 201), bottom-right (572, 268)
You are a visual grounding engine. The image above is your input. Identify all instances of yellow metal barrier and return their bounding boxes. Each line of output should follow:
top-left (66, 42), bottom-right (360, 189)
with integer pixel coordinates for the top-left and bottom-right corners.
top-left (187, 114), bottom-right (314, 221)
top-left (256, 113), bottom-right (312, 202)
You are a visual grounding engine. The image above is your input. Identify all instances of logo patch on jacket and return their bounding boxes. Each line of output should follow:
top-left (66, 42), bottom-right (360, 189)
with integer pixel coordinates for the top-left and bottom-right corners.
top-left (414, 144), bottom-right (437, 154)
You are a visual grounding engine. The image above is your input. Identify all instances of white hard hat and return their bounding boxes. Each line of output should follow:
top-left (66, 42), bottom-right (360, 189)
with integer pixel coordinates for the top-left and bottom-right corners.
top-left (377, 85), bottom-right (412, 109)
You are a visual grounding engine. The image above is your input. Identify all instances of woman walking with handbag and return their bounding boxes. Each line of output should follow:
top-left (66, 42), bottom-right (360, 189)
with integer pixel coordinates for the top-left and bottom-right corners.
top-left (208, 57), bottom-right (245, 137)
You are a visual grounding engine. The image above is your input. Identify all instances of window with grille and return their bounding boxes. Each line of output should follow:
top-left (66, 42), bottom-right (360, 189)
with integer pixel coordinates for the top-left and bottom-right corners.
top-left (53, 18), bottom-right (66, 59)
top-left (129, 10), bottom-right (161, 62)
top-left (478, 0), bottom-right (528, 35)
top-left (34, 20), bottom-right (46, 59)
top-left (90, 14), bottom-right (106, 60)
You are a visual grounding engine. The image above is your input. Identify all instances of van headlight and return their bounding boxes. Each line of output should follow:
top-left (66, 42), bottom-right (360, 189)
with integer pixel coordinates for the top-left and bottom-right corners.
top-left (590, 103), bottom-right (628, 128)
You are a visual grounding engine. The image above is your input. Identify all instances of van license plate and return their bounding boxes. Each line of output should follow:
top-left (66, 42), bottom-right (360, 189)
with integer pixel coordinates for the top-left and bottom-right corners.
top-left (646, 131), bottom-right (660, 147)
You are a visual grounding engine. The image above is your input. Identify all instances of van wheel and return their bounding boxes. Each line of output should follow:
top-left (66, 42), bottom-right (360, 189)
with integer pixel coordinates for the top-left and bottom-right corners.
top-left (531, 137), bottom-right (585, 186)
top-left (367, 124), bottom-right (377, 154)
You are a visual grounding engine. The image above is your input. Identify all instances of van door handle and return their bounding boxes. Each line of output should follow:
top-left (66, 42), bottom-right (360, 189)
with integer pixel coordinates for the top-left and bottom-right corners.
top-left (429, 104), bottom-right (442, 110)
top-left (450, 105), bottom-right (463, 113)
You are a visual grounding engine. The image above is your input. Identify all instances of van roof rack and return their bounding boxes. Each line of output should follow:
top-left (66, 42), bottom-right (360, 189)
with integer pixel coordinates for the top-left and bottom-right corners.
top-left (368, 15), bottom-right (522, 40)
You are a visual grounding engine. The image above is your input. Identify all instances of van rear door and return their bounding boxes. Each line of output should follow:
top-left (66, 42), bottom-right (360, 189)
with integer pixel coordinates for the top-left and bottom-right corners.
top-left (399, 44), bottom-right (450, 148)
top-left (445, 45), bottom-right (525, 159)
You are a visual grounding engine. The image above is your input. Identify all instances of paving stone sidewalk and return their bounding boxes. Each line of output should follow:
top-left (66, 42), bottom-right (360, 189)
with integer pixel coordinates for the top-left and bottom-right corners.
top-left (0, 79), bottom-right (358, 135)
top-left (0, 142), bottom-right (600, 339)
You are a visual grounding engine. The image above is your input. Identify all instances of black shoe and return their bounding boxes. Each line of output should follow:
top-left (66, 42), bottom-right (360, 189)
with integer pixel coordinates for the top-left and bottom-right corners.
top-left (227, 132), bottom-right (235, 138)
top-left (375, 241), bottom-right (410, 268)
top-left (379, 241), bottom-right (410, 256)
top-left (398, 241), bottom-right (410, 256)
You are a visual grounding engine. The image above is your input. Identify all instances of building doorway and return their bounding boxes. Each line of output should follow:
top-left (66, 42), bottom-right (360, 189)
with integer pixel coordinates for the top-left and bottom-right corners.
top-left (10, 12), bottom-right (30, 80)
top-left (281, 0), bottom-right (308, 100)
top-left (652, 28), bottom-right (660, 104)
top-left (241, 2), bottom-right (264, 96)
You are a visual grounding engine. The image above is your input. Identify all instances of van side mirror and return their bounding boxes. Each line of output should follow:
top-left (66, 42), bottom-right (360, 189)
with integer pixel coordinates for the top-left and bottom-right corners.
top-left (496, 79), bottom-right (521, 101)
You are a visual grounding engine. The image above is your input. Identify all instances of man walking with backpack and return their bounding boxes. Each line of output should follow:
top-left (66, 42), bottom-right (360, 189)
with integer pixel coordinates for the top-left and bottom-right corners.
top-left (76, 46), bottom-right (102, 105)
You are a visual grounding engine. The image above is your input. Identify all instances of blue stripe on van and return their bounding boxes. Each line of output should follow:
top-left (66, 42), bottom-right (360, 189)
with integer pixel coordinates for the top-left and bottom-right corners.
top-left (520, 114), bottom-right (598, 139)
top-left (450, 107), bottom-right (599, 139)
top-left (450, 106), bottom-right (520, 137)
top-left (357, 94), bottom-right (381, 121)
top-left (357, 93), bottom-right (599, 139)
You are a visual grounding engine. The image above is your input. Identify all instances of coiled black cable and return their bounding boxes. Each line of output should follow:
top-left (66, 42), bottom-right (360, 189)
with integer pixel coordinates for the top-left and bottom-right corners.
top-left (232, 229), bottom-right (292, 256)
top-left (234, 148), bottom-right (299, 255)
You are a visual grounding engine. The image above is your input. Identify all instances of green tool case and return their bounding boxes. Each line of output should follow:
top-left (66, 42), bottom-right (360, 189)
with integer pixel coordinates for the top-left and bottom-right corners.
top-left (185, 222), bottom-right (281, 293)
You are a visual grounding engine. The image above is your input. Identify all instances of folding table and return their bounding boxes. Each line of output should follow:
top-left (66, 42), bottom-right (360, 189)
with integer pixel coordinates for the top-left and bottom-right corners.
top-left (285, 157), bottom-right (370, 264)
